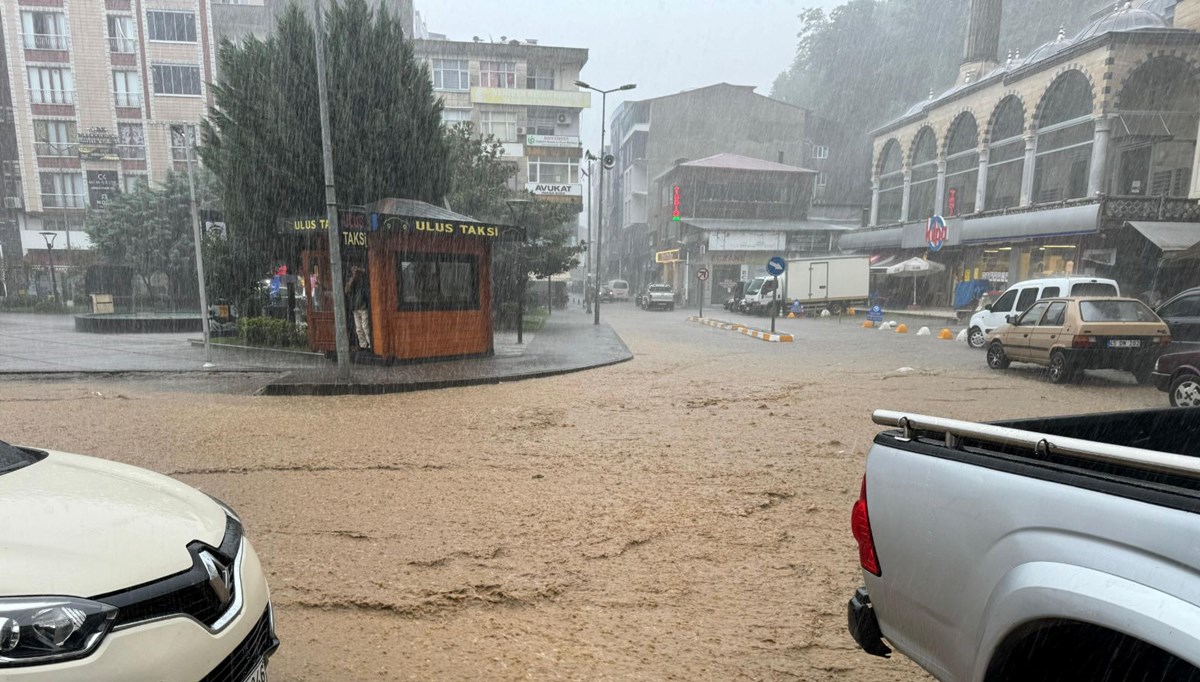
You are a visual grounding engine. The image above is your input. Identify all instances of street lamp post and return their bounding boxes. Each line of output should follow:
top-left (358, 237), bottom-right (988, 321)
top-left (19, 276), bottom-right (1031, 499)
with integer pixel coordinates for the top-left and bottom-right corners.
top-left (38, 231), bottom-right (58, 303)
top-left (581, 151), bottom-right (597, 315)
top-left (505, 199), bottom-right (532, 345)
top-left (575, 80), bottom-right (636, 326)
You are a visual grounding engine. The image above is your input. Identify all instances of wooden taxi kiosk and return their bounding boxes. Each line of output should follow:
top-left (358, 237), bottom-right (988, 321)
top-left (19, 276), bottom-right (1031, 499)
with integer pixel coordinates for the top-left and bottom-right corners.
top-left (285, 199), bottom-right (520, 362)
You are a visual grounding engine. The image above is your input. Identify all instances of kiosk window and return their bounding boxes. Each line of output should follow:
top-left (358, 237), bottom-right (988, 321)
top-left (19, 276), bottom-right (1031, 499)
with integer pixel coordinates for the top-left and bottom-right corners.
top-left (397, 254), bottom-right (478, 311)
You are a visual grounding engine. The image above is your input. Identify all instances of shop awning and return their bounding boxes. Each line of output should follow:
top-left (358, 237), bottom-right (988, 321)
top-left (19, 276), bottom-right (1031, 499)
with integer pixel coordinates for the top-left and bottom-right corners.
top-left (1126, 221), bottom-right (1200, 252)
top-left (838, 226), bottom-right (904, 250)
top-left (960, 203), bottom-right (1101, 243)
top-left (681, 218), bottom-right (854, 233)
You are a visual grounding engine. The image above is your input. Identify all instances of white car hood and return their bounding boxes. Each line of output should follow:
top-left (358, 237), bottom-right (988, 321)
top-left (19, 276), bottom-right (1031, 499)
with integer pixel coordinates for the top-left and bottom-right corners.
top-left (0, 449), bottom-right (226, 597)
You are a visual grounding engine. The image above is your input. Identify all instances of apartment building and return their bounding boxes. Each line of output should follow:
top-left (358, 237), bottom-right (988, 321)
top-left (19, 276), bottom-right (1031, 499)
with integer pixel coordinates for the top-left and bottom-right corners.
top-left (413, 36), bottom-right (590, 210)
top-left (0, 0), bottom-right (220, 295)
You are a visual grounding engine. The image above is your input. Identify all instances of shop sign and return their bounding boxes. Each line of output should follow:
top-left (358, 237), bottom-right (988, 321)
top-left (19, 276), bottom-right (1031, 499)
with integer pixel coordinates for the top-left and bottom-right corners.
top-left (947, 189), bottom-right (957, 217)
top-left (926, 215), bottom-right (948, 252)
top-left (526, 182), bottom-right (582, 197)
top-left (370, 214), bottom-right (507, 239)
top-left (672, 186), bottom-right (681, 221)
top-left (525, 134), bottom-right (579, 148)
top-left (708, 231), bottom-right (785, 252)
top-left (78, 127), bottom-right (118, 161)
top-left (655, 248), bottom-right (680, 264)
top-left (87, 170), bottom-right (118, 208)
top-left (278, 207), bottom-right (369, 235)
top-left (982, 271), bottom-right (1008, 282)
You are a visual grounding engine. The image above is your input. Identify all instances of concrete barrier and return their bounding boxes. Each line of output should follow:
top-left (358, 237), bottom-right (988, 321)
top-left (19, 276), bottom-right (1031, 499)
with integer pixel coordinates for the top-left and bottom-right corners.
top-left (916, 326), bottom-right (931, 336)
top-left (895, 324), bottom-right (909, 334)
top-left (687, 316), bottom-right (793, 343)
top-left (938, 328), bottom-right (954, 340)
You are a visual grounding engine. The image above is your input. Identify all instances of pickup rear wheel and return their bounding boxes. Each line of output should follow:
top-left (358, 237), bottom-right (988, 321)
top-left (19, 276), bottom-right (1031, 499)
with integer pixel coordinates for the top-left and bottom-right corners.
top-left (986, 342), bottom-right (1010, 370)
top-left (1047, 350), bottom-right (1075, 384)
top-left (1171, 373), bottom-right (1200, 407)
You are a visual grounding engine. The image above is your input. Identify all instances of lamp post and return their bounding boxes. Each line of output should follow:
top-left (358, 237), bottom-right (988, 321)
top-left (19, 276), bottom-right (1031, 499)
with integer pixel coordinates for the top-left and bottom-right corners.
top-left (505, 198), bottom-right (532, 344)
top-left (581, 150), bottom-right (597, 314)
top-left (38, 231), bottom-right (58, 303)
top-left (575, 80), bottom-right (636, 325)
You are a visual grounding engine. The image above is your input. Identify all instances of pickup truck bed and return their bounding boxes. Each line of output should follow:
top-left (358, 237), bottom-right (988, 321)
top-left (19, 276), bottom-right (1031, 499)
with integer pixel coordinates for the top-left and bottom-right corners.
top-left (849, 407), bottom-right (1200, 682)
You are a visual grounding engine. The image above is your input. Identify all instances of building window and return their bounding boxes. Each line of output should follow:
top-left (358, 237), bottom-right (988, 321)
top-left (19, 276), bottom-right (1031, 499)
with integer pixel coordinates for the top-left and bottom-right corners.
top-left (33, 121), bottom-right (77, 157)
top-left (431, 59), bottom-right (469, 91)
top-left (441, 108), bottom-right (471, 127)
top-left (42, 214), bottom-right (85, 231)
top-left (147, 10), bottom-right (197, 42)
top-left (396, 254), bottom-right (479, 311)
top-left (113, 70), bottom-right (142, 107)
top-left (480, 110), bottom-right (517, 142)
top-left (152, 64), bottom-right (202, 96)
top-left (26, 67), bottom-right (74, 105)
top-left (528, 158), bottom-right (579, 184)
top-left (816, 172), bottom-right (828, 187)
top-left (118, 123), bottom-right (145, 160)
top-left (40, 172), bottom-right (85, 208)
top-left (480, 61), bottom-right (516, 88)
top-left (107, 15), bottom-right (137, 53)
top-left (121, 174), bottom-right (149, 193)
top-left (812, 145), bottom-right (829, 160)
top-left (526, 65), bottom-right (554, 90)
top-left (20, 11), bottom-right (69, 50)
top-left (170, 124), bottom-right (198, 160)
top-left (527, 110), bottom-right (558, 136)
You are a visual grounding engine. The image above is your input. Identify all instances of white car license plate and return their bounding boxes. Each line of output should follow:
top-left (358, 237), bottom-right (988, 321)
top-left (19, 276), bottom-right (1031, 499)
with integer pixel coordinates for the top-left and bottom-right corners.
top-left (242, 660), bottom-right (268, 682)
top-left (1107, 339), bottom-right (1141, 348)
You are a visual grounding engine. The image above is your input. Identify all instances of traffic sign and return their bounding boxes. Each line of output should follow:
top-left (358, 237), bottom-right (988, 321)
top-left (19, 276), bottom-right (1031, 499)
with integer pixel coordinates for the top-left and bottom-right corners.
top-left (767, 256), bottom-right (787, 276)
top-left (696, 267), bottom-right (710, 281)
top-left (867, 305), bottom-right (884, 323)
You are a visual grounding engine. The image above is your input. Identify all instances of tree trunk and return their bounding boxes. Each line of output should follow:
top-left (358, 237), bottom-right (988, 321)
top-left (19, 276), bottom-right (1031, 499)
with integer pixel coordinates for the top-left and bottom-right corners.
top-left (547, 277), bottom-right (552, 316)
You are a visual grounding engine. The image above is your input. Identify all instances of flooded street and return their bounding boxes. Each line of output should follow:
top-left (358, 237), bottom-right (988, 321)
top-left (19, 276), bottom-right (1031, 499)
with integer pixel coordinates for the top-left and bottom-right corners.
top-left (0, 306), bottom-right (1163, 681)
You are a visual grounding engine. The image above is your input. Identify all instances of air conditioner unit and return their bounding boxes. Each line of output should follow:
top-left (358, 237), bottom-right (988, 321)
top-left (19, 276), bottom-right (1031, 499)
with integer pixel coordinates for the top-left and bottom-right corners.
top-left (3, 197), bottom-right (21, 209)
top-left (556, 112), bottom-right (569, 125)
top-left (516, 127), bottom-right (525, 135)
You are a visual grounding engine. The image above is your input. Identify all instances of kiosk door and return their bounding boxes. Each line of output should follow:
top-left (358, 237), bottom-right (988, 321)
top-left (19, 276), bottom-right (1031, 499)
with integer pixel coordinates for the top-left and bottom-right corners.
top-left (302, 248), bottom-right (336, 352)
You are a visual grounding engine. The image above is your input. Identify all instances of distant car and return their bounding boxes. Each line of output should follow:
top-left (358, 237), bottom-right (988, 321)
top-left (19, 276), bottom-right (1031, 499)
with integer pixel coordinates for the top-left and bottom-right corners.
top-left (967, 276), bottom-right (1120, 349)
top-left (0, 441), bottom-right (277, 680)
top-left (642, 284), bottom-right (674, 311)
top-left (1156, 286), bottom-right (1200, 348)
top-left (1151, 349), bottom-right (1200, 407)
top-left (607, 279), bottom-right (630, 302)
top-left (597, 286), bottom-right (616, 303)
top-left (985, 297), bottom-right (1171, 384)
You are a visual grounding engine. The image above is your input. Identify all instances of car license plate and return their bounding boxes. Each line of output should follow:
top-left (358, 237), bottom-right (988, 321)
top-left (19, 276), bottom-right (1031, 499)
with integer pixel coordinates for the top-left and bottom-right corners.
top-left (242, 659), bottom-right (268, 682)
top-left (1107, 339), bottom-right (1141, 348)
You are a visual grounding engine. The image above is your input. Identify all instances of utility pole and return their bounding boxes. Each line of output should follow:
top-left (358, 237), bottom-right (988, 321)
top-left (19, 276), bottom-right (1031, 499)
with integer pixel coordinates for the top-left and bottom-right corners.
top-left (184, 146), bottom-right (214, 368)
top-left (313, 0), bottom-right (351, 380)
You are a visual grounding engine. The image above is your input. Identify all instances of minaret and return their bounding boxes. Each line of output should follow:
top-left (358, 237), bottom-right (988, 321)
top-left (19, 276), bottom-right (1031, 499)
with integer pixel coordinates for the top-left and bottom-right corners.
top-left (960, 0), bottom-right (1003, 83)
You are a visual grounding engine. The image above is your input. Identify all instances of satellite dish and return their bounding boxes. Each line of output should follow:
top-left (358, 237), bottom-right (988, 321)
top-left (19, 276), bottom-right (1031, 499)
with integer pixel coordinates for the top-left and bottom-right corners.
top-left (602, 153), bottom-right (616, 169)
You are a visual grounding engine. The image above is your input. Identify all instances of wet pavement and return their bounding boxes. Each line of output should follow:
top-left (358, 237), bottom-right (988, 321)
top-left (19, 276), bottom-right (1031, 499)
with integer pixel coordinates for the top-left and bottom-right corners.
top-left (0, 302), bottom-right (1162, 680)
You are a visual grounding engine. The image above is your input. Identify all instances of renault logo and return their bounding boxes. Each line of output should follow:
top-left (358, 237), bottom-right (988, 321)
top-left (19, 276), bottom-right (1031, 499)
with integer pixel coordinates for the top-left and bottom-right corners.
top-left (199, 550), bottom-right (234, 607)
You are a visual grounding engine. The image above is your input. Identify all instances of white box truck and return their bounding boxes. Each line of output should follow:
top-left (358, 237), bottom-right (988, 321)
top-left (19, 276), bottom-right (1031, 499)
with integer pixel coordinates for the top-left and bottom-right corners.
top-left (740, 256), bottom-right (870, 315)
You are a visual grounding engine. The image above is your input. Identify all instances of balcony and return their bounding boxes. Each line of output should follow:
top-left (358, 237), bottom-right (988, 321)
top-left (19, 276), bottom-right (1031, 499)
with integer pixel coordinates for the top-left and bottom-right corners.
top-left (108, 37), bottom-right (137, 54)
top-left (470, 87), bottom-right (590, 109)
top-left (41, 193), bottom-right (86, 209)
top-left (34, 142), bottom-right (78, 159)
top-left (117, 145), bottom-right (146, 160)
top-left (23, 33), bottom-right (69, 51)
top-left (621, 122), bottom-right (650, 146)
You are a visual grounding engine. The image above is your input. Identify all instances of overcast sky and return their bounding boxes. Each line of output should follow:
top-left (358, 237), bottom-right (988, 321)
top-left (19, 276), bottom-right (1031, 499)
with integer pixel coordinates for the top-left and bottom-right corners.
top-left (417, 0), bottom-right (844, 154)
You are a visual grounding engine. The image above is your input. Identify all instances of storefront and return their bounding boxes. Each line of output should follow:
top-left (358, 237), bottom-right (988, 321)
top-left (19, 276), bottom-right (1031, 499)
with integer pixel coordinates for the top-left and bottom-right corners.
top-left (281, 199), bottom-right (520, 362)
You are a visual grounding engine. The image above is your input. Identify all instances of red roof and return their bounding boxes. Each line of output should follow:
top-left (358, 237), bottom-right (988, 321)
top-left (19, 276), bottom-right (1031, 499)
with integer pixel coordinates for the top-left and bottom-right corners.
top-left (680, 153), bottom-right (815, 174)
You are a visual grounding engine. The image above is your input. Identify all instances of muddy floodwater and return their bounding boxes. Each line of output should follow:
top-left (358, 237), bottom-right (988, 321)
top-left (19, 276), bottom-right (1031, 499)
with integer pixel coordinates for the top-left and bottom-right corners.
top-left (0, 309), bottom-right (1162, 680)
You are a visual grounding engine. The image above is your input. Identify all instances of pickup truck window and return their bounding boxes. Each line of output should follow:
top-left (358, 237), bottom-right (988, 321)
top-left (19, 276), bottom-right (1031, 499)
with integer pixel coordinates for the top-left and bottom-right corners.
top-left (1080, 300), bottom-right (1159, 323)
top-left (991, 289), bottom-right (1018, 313)
top-left (648, 285), bottom-right (672, 292)
top-left (1015, 287), bottom-right (1040, 311)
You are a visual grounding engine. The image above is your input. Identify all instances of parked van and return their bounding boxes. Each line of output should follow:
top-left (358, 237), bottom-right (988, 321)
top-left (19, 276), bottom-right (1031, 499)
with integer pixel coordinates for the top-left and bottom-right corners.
top-left (608, 279), bottom-right (631, 301)
top-left (967, 276), bottom-right (1119, 348)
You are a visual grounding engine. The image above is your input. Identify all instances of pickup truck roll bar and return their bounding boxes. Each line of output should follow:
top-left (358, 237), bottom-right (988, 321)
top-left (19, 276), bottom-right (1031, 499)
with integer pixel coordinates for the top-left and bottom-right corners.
top-left (872, 409), bottom-right (1200, 479)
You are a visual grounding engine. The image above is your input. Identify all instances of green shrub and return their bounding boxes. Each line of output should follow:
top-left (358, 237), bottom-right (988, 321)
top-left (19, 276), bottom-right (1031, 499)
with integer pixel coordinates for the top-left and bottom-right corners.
top-left (237, 316), bottom-right (306, 348)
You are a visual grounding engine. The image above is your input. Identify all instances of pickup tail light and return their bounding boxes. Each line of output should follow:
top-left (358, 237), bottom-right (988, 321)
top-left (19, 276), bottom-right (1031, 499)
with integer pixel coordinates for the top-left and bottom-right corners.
top-left (1071, 335), bottom-right (1097, 349)
top-left (851, 476), bottom-right (882, 576)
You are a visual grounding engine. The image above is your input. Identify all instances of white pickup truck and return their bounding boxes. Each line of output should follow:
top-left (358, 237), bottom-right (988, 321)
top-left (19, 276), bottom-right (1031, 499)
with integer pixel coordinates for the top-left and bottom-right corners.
top-left (848, 408), bottom-right (1200, 681)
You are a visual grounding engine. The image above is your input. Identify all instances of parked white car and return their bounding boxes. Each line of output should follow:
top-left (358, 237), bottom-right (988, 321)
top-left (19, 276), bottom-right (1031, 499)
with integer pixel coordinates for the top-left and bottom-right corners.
top-left (0, 441), bottom-right (277, 681)
top-left (967, 276), bottom-right (1119, 348)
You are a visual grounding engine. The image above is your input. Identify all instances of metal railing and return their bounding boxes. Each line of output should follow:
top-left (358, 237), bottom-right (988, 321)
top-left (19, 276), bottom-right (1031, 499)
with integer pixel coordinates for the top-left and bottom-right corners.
top-left (116, 144), bottom-right (145, 160)
top-left (108, 37), bottom-right (136, 54)
top-left (40, 193), bottom-right (86, 209)
top-left (113, 92), bottom-right (142, 108)
top-left (29, 89), bottom-right (75, 105)
top-left (873, 409), bottom-right (1200, 478)
top-left (34, 142), bottom-right (78, 157)
top-left (22, 33), bottom-right (69, 50)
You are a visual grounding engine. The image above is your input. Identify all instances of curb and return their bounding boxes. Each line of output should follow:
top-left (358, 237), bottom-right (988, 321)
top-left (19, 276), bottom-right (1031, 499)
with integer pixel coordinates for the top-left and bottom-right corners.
top-left (688, 316), bottom-right (793, 343)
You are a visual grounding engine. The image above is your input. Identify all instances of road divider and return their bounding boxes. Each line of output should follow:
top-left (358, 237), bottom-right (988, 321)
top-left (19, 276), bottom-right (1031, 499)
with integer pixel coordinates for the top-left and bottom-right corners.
top-left (687, 316), bottom-right (793, 343)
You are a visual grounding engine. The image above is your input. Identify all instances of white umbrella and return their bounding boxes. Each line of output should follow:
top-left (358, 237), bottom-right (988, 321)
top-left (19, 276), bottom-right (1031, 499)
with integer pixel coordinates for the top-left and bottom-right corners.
top-left (882, 257), bottom-right (945, 306)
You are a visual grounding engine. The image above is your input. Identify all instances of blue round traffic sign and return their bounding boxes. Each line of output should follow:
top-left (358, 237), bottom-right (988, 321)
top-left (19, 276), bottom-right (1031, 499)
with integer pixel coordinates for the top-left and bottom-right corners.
top-left (767, 256), bottom-right (787, 276)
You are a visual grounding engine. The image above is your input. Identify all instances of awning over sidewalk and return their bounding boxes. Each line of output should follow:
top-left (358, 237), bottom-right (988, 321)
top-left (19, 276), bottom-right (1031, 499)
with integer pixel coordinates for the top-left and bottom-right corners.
top-left (1126, 221), bottom-right (1200, 252)
top-left (681, 218), bottom-right (854, 233)
top-left (959, 203), bottom-right (1101, 243)
top-left (839, 226), bottom-right (903, 250)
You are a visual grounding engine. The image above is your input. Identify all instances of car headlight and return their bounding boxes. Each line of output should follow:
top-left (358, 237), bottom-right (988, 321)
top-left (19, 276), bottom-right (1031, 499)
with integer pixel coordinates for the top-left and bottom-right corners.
top-left (0, 598), bottom-right (117, 667)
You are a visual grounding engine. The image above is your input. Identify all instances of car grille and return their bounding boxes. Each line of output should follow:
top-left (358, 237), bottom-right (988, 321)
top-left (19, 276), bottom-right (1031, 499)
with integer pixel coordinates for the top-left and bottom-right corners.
top-left (200, 607), bottom-right (277, 682)
top-left (94, 517), bottom-right (243, 630)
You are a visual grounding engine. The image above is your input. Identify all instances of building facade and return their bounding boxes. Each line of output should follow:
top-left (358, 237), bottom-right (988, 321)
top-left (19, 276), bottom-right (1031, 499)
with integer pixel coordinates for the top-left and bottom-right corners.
top-left (844, 0), bottom-right (1200, 308)
top-left (602, 84), bottom-right (828, 293)
top-left (412, 37), bottom-right (590, 212)
top-left (653, 153), bottom-right (850, 305)
top-left (0, 0), bottom-right (224, 299)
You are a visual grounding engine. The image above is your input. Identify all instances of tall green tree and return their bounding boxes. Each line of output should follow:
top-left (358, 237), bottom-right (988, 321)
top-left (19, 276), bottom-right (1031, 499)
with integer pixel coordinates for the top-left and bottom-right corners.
top-left (201, 0), bottom-right (449, 311)
top-left (444, 121), bottom-right (515, 222)
top-left (85, 171), bottom-right (219, 304)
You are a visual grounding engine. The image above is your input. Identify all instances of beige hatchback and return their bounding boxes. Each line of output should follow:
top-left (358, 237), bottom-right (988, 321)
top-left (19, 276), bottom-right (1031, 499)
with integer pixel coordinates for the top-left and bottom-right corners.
top-left (985, 297), bottom-right (1172, 384)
